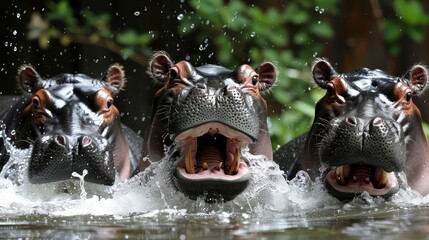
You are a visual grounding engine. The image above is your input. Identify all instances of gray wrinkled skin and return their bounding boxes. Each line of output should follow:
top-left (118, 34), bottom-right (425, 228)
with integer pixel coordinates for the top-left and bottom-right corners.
top-left (320, 114), bottom-right (407, 173)
top-left (276, 59), bottom-right (429, 200)
top-left (138, 52), bottom-right (277, 201)
top-left (170, 83), bottom-right (260, 140)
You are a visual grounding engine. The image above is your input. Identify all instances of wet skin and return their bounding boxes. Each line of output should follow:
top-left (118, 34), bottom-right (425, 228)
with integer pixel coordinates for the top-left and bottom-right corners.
top-left (0, 64), bottom-right (140, 185)
top-left (275, 59), bottom-right (429, 200)
top-left (136, 52), bottom-right (276, 201)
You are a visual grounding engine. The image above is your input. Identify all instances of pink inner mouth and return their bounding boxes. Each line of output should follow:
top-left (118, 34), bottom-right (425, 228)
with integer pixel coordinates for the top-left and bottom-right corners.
top-left (326, 164), bottom-right (398, 196)
top-left (175, 122), bottom-right (252, 180)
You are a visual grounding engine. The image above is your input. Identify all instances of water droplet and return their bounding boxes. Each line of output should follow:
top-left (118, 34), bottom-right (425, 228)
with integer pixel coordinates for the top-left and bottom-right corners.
top-left (313, 52), bottom-right (318, 57)
top-left (12, 30), bottom-right (17, 35)
top-left (177, 13), bottom-right (184, 20)
top-left (315, 6), bottom-right (319, 12)
top-left (13, 46), bottom-right (17, 52)
top-left (250, 31), bottom-right (256, 37)
top-left (10, 130), bottom-right (16, 136)
top-left (319, 8), bottom-right (325, 14)
top-left (134, 11), bottom-right (140, 16)
top-left (16, 13), bottom-right (21, 19)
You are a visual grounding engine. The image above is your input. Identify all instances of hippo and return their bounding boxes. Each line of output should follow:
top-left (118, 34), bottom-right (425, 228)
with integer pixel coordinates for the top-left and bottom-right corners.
top-left (0, 64), bottom-right (141, 186)
top-left (275, 59), bottom-right (429, 200)
top-left (136, 52), bottom-right (276, 201)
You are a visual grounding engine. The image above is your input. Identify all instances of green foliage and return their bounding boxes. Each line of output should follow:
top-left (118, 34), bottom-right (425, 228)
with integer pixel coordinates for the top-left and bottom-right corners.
top-left (178, 0), bottom-right (337, 148)
top-left (27, 0), bottom-right (429, 148)
top-left (384, 0), bottom-right (429, 55)
top-left (27, 0), bottom-right (153, 65)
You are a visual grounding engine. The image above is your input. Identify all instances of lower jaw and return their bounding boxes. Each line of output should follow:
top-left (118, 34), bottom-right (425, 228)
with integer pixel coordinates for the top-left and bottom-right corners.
top-left (172, 167), bottom-right (250, 202)
top-left (324, 171), bottom-right (400, 201)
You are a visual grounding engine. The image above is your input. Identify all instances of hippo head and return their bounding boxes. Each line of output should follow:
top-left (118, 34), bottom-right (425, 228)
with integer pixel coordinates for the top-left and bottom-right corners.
top-left (139, 52), bottom-right (276, 201)
top-left (13, 64), bottom-right (132, 185)
top-left (302, 59), bottom-right (429, 200)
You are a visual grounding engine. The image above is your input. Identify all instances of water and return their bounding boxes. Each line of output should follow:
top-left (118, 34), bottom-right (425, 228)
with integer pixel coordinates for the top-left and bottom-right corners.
top-left (1, 140), bottom-right (429, 239)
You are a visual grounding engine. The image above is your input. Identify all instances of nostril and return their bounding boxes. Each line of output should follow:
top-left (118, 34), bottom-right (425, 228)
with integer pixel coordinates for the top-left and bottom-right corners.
top-left (196, 83), bottom-right (206, 89)
top-left (55, 135), bottom-right (67, 147)
top-left (346, 116), bottom-right (357, 126)
top-left (81, 136), bottom-right (92, 148)
top-left (372, 117), bottom-right (384, 126)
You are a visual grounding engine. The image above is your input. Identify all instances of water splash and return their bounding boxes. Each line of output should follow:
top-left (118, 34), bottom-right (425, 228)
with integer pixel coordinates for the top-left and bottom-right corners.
top-left (0, 122), bottom-right (12, 153)
top-left (0, 131), bottom-right (428, 219)
top-left (71, 169), bottom-right (88, 200)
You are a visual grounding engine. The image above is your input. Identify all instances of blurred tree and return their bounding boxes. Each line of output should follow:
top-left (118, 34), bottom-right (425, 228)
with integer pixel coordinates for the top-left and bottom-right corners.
top-left (26, 0), bottom-right (429, 149)
top-left (177, 0), bottom-right (338, 149)
top-left (27, 1), bottom-right (154, 66)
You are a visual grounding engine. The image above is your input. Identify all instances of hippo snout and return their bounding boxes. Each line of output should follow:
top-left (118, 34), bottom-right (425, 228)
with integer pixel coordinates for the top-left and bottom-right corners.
top-left (321, 116), bottom-right (407, 172)
top-left (28, 134), bottom-right (115, 185)
top-left (170, 85), bottom-right (260, 141)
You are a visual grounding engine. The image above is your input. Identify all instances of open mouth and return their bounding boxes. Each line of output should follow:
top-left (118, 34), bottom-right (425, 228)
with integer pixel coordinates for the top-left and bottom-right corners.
top-left (174, 122), bottom-right (252, 179)
top-left (325, 163), bottom-right (399, 199)
top-left (172, 122), bottom-right (253, 201)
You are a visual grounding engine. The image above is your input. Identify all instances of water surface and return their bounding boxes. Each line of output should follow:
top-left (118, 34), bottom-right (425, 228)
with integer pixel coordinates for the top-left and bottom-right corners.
top-left (1, 144), bottom-right (429, 239)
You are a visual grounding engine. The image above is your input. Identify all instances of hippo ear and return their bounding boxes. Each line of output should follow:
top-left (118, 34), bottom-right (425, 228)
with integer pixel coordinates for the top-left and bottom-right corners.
top-left (256, 62), bottom-right (277, 91)
top-left (405, 64), bottom-right (429, 95)
top-left (149, 51), bottom-right (174, 83)
top-left (103, 63), bottom-right (126, 94)
top-left (312, 59), bottom-right (337, 89)
top-left (17, 64), bottom-right (43, 94)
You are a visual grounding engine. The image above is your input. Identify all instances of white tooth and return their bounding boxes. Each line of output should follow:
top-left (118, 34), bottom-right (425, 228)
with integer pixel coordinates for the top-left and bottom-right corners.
top-left (202, 162), bottom-right (208, 170)
top-left (379, 170), bottom-right (388, 186)
top-left (364, 177), bottom-right (370, 184)
top-left (185, 147), bottom-right (195, 174)
top-left (228, 148), bottom-right (240, 175)
top-left (211, 162), bottom-right (222, 172)
top-left (234, 148), bottom-right (240, 172)
top-left (336, 165), bottom-right (344, 180)
top-left (217, 162), bottom-right (222, 170)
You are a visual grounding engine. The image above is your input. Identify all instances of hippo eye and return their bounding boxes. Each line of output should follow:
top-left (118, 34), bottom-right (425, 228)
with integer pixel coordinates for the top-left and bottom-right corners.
top-left (252, 75), bottom-right (259, 85)
top-left (32, 97), bottom-right (40, 109)
top-left (106, 97), bottom-right (113, 109)
top-left (405, 92), bottom-right (412, 102)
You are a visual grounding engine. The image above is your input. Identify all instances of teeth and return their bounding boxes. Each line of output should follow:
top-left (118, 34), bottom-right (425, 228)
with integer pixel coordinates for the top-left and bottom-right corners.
top-left (364, 177), bottom-right (370, 184)
top-left (379, 170), bottom-right (388, 187)
top-left (184, 147), bottom-right (195, 174)
top-left (352, 175), bottom-right (358, 183)
top-left (202, 162), bottom-right (208, 170)
top-left (211, 162), bottom-right (222, 172)
top-left (216, 162), bottom-right (223, 170)
top-left (336, 165), bottom-right (346, 185)
top-left (227, 148), bottom-right (240, 175)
